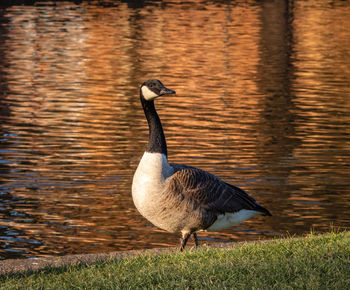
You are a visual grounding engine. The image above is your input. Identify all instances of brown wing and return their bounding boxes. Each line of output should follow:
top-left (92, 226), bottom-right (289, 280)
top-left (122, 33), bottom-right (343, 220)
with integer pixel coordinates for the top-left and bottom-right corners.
top-left (166, 165), bottom-right (270, 215)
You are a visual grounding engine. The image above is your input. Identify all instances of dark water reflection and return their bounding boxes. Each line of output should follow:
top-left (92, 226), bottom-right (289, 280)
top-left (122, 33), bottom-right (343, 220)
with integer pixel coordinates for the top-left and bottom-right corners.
top-left (0, 0), bottom-right (349, 259)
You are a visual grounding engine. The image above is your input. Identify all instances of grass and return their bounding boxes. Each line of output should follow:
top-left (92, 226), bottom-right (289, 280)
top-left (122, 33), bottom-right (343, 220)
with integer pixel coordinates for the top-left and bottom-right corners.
top-left (0, 231), bottom-right (349, 289)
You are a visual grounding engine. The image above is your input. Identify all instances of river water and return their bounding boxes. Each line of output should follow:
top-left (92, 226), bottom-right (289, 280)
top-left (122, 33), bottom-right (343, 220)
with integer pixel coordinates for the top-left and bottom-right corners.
top-left (0, 0), bottom-right (349, 260)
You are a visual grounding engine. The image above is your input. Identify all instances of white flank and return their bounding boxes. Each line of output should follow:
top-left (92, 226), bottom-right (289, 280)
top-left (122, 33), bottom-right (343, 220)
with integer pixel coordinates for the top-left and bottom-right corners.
top-left (141, 86), bottom-right (159, 100)
top-left (206, 209), bottom-right (261, 231)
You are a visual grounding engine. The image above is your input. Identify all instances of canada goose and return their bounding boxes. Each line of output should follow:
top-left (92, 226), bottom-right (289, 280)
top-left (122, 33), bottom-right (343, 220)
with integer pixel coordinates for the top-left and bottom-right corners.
top-left (132, 79), bottom-right (271, 251)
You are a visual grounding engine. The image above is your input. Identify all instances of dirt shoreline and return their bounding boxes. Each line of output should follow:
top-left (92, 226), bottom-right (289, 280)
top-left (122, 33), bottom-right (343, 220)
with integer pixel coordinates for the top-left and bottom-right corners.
top-left (0, 241), bottom-right (243, 276)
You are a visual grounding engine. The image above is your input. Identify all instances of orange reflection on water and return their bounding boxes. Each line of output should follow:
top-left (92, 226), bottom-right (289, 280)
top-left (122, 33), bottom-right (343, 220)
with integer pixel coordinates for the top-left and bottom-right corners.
top-left (0, 0), bottom-right (349, 259)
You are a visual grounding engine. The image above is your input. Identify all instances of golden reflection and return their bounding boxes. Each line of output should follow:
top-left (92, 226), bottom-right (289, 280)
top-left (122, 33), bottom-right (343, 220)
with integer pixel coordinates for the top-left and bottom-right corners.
top-left (0, 0), bottom-right (349, 259)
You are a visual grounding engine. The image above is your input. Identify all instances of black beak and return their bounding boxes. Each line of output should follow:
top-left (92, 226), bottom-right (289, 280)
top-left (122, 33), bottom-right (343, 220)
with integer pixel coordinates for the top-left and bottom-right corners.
top-left (160, 87), bottom-right (176, 96)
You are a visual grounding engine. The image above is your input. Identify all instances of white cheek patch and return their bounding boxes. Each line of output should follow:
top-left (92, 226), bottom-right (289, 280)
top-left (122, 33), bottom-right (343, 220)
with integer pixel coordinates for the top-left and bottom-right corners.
top-left (142, 86), bottom-right (159, 100)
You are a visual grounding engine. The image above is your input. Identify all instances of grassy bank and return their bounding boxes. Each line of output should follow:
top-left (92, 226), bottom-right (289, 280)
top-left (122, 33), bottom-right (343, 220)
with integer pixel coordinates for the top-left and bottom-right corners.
top-left (1, 231), bottom-right (349, 289)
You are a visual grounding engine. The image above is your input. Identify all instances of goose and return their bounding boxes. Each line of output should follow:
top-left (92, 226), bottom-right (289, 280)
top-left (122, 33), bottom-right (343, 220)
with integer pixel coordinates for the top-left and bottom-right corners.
top-left (132, 79), bottom-right (271, 251)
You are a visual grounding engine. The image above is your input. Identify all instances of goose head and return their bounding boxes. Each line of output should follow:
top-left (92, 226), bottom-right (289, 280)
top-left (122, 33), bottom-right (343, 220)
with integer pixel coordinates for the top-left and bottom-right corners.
top-left (141, 79), bottom-right (176, 101)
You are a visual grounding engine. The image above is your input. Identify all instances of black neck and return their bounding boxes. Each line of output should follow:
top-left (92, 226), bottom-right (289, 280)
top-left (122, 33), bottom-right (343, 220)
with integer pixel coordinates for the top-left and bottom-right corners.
top-left (140, 94), bottom-right (168, 157)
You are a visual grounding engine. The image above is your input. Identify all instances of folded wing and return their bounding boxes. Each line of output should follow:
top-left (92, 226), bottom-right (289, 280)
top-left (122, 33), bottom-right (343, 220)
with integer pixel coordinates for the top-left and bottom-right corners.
top-left (167, 164), bottom-right (271, 216)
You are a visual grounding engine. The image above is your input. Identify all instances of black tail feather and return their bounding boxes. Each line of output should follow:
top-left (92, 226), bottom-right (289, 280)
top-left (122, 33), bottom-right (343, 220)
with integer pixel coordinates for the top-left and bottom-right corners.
top-left (256, 205), bottom-right (272, 216)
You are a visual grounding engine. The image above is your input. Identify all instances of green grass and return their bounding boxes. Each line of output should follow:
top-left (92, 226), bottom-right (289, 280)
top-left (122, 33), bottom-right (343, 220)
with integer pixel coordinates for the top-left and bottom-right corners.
top-left (1, 231), bottom-right (349, 289)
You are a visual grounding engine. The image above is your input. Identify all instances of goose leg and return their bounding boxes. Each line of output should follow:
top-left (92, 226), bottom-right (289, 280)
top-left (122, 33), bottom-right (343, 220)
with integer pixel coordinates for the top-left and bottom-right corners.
top-left (180, 232), bottom-right (191, 251)
top-left (193, 232), bottom-right (199, 248)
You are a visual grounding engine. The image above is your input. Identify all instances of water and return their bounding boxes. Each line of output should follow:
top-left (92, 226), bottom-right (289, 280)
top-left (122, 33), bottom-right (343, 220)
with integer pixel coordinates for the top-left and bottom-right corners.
top-left (0, 0), bottom-right (349, 260)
